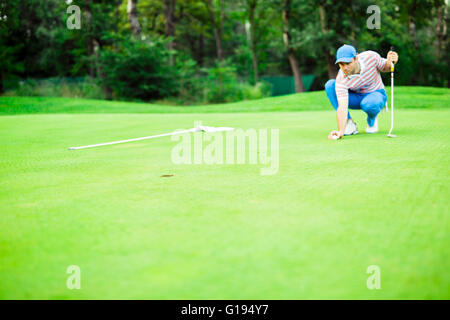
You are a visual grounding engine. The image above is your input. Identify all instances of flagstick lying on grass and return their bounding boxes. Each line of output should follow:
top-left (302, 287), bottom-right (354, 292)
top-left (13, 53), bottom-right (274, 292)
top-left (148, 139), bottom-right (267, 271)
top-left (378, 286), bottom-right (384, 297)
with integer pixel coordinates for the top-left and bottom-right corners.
top-left (68, 125), bottom-right (235, 150)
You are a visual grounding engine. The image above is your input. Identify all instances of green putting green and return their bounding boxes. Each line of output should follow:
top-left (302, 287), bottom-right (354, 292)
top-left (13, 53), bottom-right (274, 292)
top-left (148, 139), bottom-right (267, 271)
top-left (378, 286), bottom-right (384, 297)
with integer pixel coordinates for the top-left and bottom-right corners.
top-left (0, 87), bottom-right (449, 299)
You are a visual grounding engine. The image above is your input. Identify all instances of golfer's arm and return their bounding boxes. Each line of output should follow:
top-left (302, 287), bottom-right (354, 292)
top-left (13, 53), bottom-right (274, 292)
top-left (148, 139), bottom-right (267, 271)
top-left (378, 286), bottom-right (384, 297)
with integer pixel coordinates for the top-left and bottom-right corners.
top-left (336, 103), bottom-right (348, 136)
top-left (382, 59), bottom-right (393, 72)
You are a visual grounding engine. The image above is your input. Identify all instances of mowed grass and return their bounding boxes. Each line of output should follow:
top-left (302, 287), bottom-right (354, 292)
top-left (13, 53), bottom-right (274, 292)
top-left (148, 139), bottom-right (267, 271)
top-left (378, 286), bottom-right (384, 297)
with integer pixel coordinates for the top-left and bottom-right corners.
top-left (0, 87), bottom-right (449, 299)
top-left (0, 86), bottom-right (448, 114)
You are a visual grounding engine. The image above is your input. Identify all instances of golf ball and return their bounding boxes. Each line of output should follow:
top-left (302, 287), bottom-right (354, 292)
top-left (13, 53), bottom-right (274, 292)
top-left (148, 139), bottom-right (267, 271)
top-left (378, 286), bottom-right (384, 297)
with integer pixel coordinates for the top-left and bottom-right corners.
top-left (332, 135), bottom-right (339, 140)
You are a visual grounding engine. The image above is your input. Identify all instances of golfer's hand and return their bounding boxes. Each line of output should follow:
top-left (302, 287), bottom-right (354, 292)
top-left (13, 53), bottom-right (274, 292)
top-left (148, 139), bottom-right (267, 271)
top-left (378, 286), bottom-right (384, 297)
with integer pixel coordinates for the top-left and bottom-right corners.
top-left (328, 130), bottom-right (342, 140)
top-left (387, 51), bottom-right (398, 65)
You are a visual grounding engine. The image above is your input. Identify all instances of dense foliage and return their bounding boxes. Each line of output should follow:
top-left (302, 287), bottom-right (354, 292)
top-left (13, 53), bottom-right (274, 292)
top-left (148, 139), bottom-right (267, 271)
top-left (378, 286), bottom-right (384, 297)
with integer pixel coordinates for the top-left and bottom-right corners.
top-left (0, 0), bottom-right (448, 103)
top-left (98, 36), bottom-right (178, 100)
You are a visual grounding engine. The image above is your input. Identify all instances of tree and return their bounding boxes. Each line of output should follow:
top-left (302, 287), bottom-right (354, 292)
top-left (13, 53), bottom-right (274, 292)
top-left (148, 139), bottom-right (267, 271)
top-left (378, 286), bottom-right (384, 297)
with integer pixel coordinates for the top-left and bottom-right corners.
top-left (435, 0), bottom-right (447, 58)
top-left (128, 0), bottom-right (141, 36)
top-left (164, 0), bottom-right (176, 65)
top-left (85, 0), bottom-right (96, 78)
top-left (0, 0), bottom-right (23, 93)
top-left (204, 0), bottom-right (225, 61)
top-left (282, 0), bottom-right (305, 92)
top-left (394, 0), bottom-right (444, 50)
top-left (247, 0), bottom-right (259, 83)
top-left (318, 3), bottom-right (337, 79)
top-left (99, 36), bottom-right (177, 100)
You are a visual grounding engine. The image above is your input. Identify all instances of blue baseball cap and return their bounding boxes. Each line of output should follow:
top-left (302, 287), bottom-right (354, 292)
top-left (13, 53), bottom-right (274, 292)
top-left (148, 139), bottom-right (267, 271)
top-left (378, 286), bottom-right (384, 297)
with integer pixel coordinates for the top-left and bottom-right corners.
top-left (335, 44), bottom-right (357, 64)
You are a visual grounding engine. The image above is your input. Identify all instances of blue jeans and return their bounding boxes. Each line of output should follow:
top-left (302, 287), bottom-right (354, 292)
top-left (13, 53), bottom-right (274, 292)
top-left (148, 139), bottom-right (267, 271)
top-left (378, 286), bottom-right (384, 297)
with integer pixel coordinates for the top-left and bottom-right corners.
top-left (325, 79), bottom-right (387, 126)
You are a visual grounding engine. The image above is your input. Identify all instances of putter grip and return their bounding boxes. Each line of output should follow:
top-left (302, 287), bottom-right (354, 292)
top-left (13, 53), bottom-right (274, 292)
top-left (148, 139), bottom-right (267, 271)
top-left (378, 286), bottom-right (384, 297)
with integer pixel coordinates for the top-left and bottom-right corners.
top-left (390, 46), bottom-right (395, 71)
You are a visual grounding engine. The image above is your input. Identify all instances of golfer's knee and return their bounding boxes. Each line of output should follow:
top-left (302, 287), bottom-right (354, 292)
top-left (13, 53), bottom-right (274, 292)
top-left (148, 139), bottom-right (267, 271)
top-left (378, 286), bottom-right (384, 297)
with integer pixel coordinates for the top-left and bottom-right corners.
top-left (362, 94), bottom-right (385, 115)
top-left (364, 100), bottom-right (383, 116)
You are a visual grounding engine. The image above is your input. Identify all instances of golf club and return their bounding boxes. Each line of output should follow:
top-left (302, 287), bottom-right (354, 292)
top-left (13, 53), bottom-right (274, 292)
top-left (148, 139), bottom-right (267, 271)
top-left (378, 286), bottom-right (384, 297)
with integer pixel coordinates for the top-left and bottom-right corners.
top-left (387, 46), bottom-right (397, 138)
top-left (68, 125), bottom-right (234, 150)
